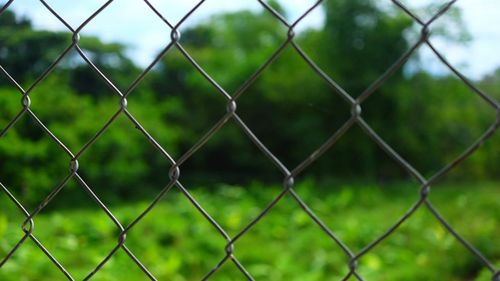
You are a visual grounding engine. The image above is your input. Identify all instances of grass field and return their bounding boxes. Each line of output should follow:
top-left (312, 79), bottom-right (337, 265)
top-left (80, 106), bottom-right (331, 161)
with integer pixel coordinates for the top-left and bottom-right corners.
top-left (0, 180), bottom-right (498, 281)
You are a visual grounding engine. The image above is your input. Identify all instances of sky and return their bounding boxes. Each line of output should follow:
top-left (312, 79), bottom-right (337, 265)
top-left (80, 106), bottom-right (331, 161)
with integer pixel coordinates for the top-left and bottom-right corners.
top-left (2, 0), bottom-right (499, 80)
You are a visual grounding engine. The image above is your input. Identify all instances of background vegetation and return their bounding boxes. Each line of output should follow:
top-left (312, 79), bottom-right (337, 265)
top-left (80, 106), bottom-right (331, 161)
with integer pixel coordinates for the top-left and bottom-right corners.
top-left (0, 1), bottom-right (499, 280)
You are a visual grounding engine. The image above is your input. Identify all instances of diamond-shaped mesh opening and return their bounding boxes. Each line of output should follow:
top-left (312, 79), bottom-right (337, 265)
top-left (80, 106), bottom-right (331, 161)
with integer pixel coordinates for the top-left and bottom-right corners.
top-left (122, 191), bottom-right (229, 280)
top-left (177, 6), bottom-right (288, 93)
top-left (362, 48), bottom-right (497, 176)
top-left (180, 120), bottom-right (282, 187)
top-left (230, 191), bottom-right (352, 280)
top-left (25, 57), bottom-right (123, 152)
top-left (74, 113), bottom-right (172, 209)
top-left (127, 47), bottom-right (229, 158)
top-left (289, 125), bottom-right (422, 243)
top-left (236, 45), bottom-right (351, 168)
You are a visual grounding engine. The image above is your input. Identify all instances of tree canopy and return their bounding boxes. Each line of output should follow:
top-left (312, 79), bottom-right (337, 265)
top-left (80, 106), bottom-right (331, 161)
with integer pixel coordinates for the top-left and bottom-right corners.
top-left (0, 3), bottom-right (498, 205)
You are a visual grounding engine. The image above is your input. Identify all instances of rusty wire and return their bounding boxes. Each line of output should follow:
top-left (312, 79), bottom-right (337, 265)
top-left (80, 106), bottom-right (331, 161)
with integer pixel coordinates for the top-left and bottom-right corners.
top-left (0, 0), bottom-right (499, 280)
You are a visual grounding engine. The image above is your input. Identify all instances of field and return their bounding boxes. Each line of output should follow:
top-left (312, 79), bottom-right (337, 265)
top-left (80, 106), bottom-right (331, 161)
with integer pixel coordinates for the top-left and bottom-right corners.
top-left (0, 181), bottom-right (498, 281)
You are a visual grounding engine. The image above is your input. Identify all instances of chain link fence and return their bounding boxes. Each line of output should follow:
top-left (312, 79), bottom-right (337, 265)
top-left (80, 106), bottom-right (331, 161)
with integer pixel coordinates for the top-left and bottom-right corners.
top-left (0, 0), bottom-right (499, 280)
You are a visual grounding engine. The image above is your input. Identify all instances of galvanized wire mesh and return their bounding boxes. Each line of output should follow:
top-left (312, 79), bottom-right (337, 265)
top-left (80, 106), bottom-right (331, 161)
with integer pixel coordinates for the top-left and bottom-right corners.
top-left (0, 0), bottom-right (499, 280)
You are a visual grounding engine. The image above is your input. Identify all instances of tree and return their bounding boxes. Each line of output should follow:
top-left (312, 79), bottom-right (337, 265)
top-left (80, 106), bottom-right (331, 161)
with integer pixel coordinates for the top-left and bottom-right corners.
top-left (0, 10), bottom-right (178, 205)
top-left (144, 2), bottom-right (412, 179)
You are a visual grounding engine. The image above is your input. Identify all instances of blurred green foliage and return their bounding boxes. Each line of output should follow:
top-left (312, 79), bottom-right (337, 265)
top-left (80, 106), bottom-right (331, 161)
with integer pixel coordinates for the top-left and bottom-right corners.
top-left (0, 181), bottom-right (498, 280)
top-left (0, 2), bottom-right (499, 280)
top-left (0, 0), bottom-right (498, 219)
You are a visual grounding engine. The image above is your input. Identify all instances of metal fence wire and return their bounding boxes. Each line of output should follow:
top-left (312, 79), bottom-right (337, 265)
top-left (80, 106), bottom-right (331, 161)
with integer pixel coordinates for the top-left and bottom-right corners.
top-left (0, 0), bottom-right (499, 280)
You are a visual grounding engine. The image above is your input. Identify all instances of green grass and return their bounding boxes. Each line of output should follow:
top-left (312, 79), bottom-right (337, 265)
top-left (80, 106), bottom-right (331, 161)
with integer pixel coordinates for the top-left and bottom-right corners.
top-left (0, 180), bottom-right (499, 281)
